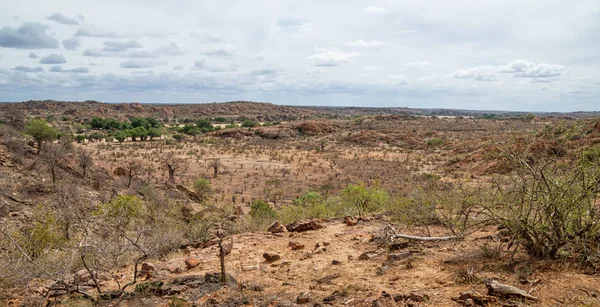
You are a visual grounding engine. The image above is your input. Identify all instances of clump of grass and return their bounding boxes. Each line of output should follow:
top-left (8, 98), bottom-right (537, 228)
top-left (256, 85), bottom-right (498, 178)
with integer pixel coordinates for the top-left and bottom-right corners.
top-left (453, 266), bottom-right (480, 285)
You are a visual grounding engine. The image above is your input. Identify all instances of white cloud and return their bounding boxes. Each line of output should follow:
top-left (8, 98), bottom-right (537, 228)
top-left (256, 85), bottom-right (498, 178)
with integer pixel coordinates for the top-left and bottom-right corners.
top-left (0, 0), bottom-right (598, 111)
top-left (453, 66), bottom-right (497, 81)
top-left (364, 6), bottom-right (388, 14)
top-left (347, 40), bottom-right (386, 49)
top-left (120, 59), bottom-right (167, 69)
top-left (307, 51), bottom-right (359, 67)
top-left (388, 74), bottom-right (409, 85)
top-left (206, 44), bottom-right (235, 57)
top-left (39, 53), bottom-right (67, 64)
top-left (74, 25), bottom-right (123, 38)
top-left (62, 37), bottom-right (81, 50)
top-left (406, 61), bottom-right (431, 67)
top-left (192, 59), bottom-right (235, 72)
top-left (46, 13), bottom-right (79, 25)
top-left (498, 60), bottom-right (567, 79)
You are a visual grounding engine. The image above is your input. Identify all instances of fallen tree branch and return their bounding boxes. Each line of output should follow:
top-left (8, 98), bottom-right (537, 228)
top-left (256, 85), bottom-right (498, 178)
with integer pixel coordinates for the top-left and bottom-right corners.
top-left (485, 279), bottom-right (539, 301)
top-left (391, 233), bottom-right (460, 241)
top-left (382, 224), bottom-right (461, 242)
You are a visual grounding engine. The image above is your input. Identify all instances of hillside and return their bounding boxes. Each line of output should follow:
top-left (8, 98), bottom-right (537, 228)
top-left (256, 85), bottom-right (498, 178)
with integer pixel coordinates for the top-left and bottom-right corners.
top-left (1, 106), bottom-right (600, 306)
top-left (0, 101), bottom-right (321, 122)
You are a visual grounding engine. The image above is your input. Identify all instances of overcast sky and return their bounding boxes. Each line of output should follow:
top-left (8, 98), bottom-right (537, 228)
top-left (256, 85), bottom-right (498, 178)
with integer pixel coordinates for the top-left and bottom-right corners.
top-left (0, 0), bottom-right (598, 111)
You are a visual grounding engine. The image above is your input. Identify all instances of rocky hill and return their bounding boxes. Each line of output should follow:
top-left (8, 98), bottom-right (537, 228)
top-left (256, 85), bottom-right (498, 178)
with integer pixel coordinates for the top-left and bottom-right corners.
top-left (0, 100), bottom-right (321, 122)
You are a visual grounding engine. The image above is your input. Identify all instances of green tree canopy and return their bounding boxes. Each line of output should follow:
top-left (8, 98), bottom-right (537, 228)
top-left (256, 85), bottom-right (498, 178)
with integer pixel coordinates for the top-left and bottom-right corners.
top-left (341, 183), bottom-right (389, 217)
top-left (24, 118), bottom-right (59, 153)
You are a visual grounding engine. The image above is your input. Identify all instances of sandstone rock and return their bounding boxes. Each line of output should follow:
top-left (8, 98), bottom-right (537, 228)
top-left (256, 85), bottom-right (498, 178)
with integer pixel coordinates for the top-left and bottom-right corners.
top-left (169, 275), bottom-right (204, 288)
top-left (161, 285), bottom-right (188, 296)
top-left (359, 250), bottom-right (380, 260)
top-left (314, 242), bottom-right (330, 249)
top-left (161, 261), bottom-right (184, 274)
top-left (344, 216), bottom-right (358, 226)
top-left (296, 291), bottom-right (312, 304)
top-left (286, 219), bottom-right (325, 232)
top-left (204, 272), bottom-right (237, 284)
top-left (289, 241), bottom-right (305, 250)
top-left (389, 241), bottom-right (409, 251)
top-left (263, 252), bottom-right (281, 262)
top-left (185, 257), bottom-right (200, 269)
top-left (268, 221), bottom-right (286, 233)
top-left (372, 297), bottom-right (398, 307)
top-left (314, 247), bottom-right (327, 254)
top-left (386, 252), bottom-right (413, 262)
top-left (73, 269), bottom-right (91, 284)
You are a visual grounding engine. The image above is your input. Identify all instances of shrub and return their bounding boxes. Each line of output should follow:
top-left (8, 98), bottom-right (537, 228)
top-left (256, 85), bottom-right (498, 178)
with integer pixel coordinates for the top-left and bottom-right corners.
top-left (250, 200), bottom-right (277, 220)
top-left (426, 137), bottom-right (444, 147)
top-left (24, 119), bottom-right (58, 151)
top-left (172, 134), bottom-right (185, 142)
top-left (16, 209), bottom-right (65, 258)
top-left (583, 144), bottom-right (600, 163)
top-left (95, 195), bottom-right (143, 229)
top-left (193, 178), bottom-right (212, 202)
top-left (279, 195), bottom-right (348, 224)
top-left (340, 184), bottom-right (389, 217)
top-left (483, 156), bottom-right (600, 260)
top-left (241, 120), bottom-right (258, 128)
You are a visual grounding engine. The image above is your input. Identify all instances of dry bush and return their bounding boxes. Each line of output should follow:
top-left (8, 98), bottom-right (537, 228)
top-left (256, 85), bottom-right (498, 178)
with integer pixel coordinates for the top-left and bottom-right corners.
top-left (482, 153), bottom-right (600, 261)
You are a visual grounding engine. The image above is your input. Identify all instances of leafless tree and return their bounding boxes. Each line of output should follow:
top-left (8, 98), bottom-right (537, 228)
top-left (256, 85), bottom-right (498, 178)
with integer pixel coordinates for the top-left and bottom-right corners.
top-left (5, 108), bottom-right (25, 130)
top-left (164, 152), bottom-right (184, 183)
top-left (124, 159), bottom-right (142, 188)
top-left (210, 158), bottom-right (221, 178)
top-left (78, 150), bottom-right (93, 178)
top-left (40, 143), bottom-right (68, 185)
top-left (264, 178), bottom-right (283, 206)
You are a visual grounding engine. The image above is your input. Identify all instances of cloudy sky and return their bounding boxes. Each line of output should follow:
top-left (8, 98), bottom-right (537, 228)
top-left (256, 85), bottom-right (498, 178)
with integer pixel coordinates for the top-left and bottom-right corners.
top-left (0, 0), bottom-right (598, 111)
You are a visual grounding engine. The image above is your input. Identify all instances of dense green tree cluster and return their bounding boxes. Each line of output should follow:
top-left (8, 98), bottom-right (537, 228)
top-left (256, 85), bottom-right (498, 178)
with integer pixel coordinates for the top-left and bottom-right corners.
top-left (82, 116), bottom-right (164, 142)
top-left (177, 119), bottom-right (220, 135)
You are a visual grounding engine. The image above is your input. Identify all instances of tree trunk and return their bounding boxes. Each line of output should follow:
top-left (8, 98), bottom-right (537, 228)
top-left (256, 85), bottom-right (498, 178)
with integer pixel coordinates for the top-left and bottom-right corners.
top-left (168, 167), bottom-right (175, 183)
top-left (219, 240), bottom-right (226, 283)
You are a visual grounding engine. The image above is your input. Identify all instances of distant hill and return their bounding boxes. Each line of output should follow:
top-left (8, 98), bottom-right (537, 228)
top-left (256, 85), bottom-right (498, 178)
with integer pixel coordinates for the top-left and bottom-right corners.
top-left (0, 100), bottom-right (321, 122)
top-left (298, 106), bottom-right (600, 118)
top-left (1, 100), bottom-right (598, 121)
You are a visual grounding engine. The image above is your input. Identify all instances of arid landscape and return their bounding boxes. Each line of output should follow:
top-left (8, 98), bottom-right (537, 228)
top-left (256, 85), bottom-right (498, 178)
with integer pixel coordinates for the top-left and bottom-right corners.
top-left (1, 101), bottom-right (600, 306)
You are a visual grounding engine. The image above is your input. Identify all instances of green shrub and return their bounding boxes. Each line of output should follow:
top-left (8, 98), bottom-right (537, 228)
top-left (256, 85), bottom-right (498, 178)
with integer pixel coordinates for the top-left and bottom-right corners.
top-left (241, 120), bottom-right (258, 128)
top-left (24, 119), bottom-right (58, 150)
top-left (279, 195), bottom-right (348, 224)
top-left (340, 184), bottom-right (389, 217)
top-left (250, 200), bottom-right (277, 220)
top-left (583, 144), bottom-right (600, 163)
top-left (95, 195), bottom-right (143, 229)
top-left (17, 209), bottom-right (65, 258)
top-left (426, 137), bottom-right (444, 147)
top-left (193, 178), bottom-right (212, 201)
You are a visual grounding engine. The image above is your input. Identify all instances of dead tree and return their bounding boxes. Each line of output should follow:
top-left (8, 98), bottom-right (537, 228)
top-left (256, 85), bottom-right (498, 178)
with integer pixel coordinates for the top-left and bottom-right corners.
top-left (5, 108), bottom-right (25, 130)
top-left (164, 153), bottom-right (184, 184)
top-left (40, 143), bottom-right (67, 185)
top-left (124, 159), bottom-right (142, 188)
top-left (78, 149), bottom-right (93, 178)
top-left (210, 158), bottom-right (221, 178)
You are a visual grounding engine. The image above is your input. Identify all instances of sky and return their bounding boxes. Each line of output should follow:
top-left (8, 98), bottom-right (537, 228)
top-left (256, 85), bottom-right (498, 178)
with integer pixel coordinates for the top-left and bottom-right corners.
top-left (0, 0), bottom-right (598, 112)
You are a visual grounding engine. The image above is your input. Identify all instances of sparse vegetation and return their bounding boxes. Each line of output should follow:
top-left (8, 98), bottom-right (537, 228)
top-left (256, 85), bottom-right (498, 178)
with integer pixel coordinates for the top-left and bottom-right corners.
top-left (2, 101), bottom-right (600, 305)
